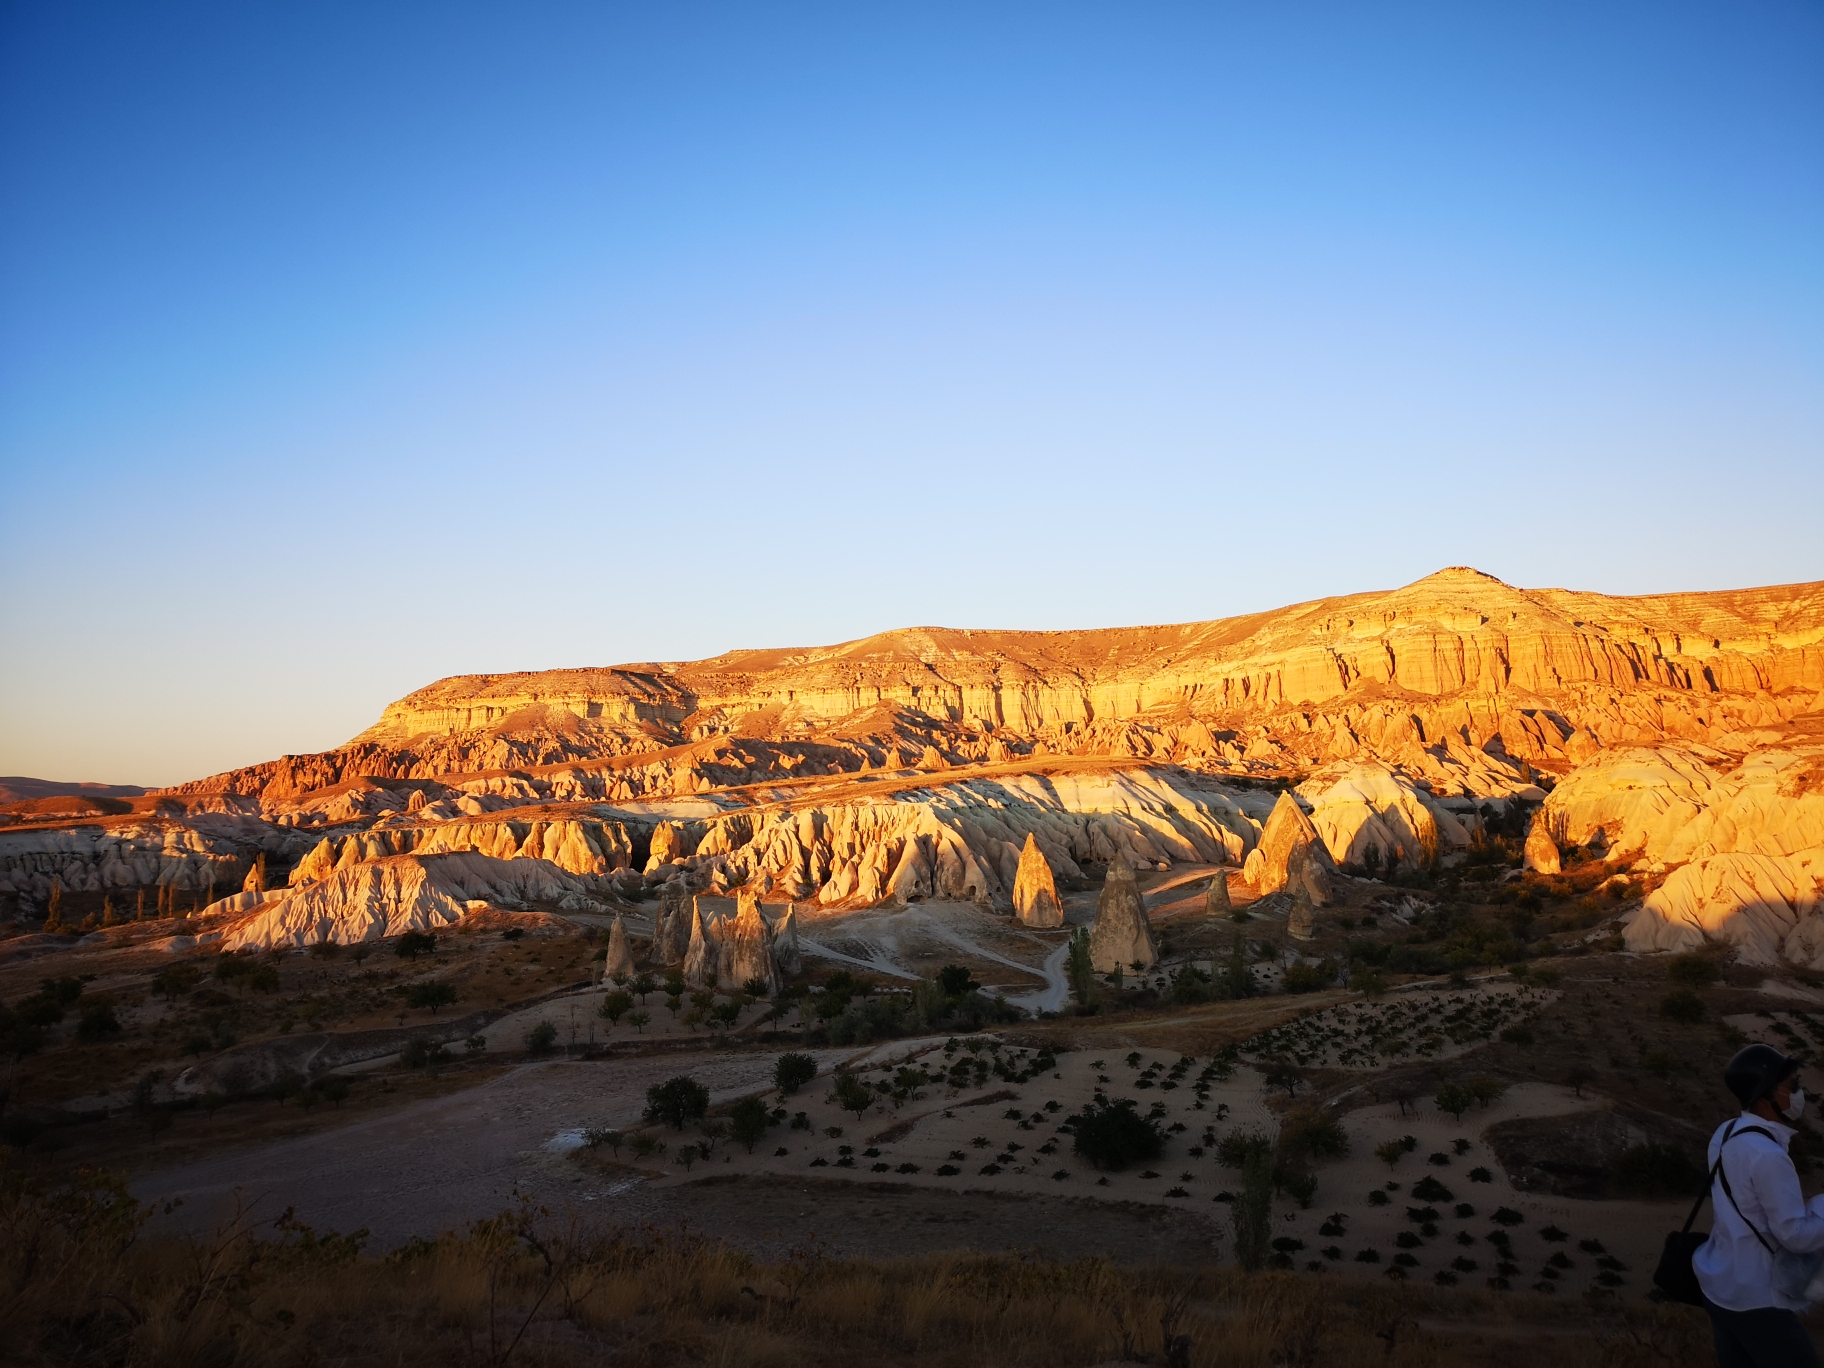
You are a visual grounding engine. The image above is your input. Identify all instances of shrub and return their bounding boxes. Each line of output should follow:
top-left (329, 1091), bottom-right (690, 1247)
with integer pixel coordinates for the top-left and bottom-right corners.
top-left (527, 1022), bottom-right (558, 1055)
top-left (773, 1052), bottom-right (818, 1096)
top-left (1660, 991), bottom-right (1705, 1024)
top-left (396, 931), bottom-right (437, 959)
top-left (829, 1073), bottom-right (874, 1119)
top-left (644, 1075), bottom-right (710, 1130)
top-left (1435, 1084), bottom-right (1473, 1120)
top-left (1282, 960), bottom-right (1336, 994)
top-left (1071, 1098), bottom-right (1165, 1171)
top-left (1279, 1111), bottom-right (1349, 1162)
top-left (598, 990), bottom-right (634, 1025)
top-left (1217, 1130), bottom-right (1273, 1169)
top-left (405, 983), bottom-right (457, 1014)
top-left (1612, 1143), bottom-right (1703, 1198)
top-left (730, 1097), bottom-right (773, 1153)
top-left (401, 1037), bottom-right (448, 1069)
top-left (76, 1001), bottom-right (121, 1043)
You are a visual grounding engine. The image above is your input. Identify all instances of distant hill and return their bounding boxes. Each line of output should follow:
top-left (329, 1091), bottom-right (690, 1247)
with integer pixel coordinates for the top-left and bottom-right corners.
top-left (0, 776), bottom-right (147, 804)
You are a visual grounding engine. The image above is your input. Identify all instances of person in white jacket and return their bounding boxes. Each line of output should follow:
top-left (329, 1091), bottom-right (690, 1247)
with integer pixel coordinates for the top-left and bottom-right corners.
top-left (1695, 1044), bottom-right (1824, 1367)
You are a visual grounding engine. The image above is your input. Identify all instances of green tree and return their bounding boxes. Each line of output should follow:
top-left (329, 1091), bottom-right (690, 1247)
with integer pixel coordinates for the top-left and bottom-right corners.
top-left (598, 990), bottom-right (634, 1025)
top-left (1070, 1098), bottom-right (1165, 1171)
top-left (527, 1021), bottom-right (558, 1055)
top-left (627, 1010), bottom-right (650, 1033)
top-left (631, 972), bottom-right (657, 1002)
top-left (406, 982), bottom-right (458, 1014)
top-left (829, 1072), bottom-right (874, 1121)
top-left (774, 1052), bottom-right (818, 1095)
top-left (644, 1075), bottom-right (710, 1130)
top-left (395, 930), bottom-right (437, 959)
top-left (730, 1096), bottom-right (773, 1153)
top-left (1066, 928), bottom-right (1099, 1010)
top-left (1434, 1083), bottom-right (1473, 1121)
top-left (1225, 936), bottom-right (1254, 999)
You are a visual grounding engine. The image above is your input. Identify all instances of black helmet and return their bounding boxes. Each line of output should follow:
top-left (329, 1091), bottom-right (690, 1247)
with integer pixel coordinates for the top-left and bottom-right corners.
top-left (1724, 1044), bottom-right (1800, 1109)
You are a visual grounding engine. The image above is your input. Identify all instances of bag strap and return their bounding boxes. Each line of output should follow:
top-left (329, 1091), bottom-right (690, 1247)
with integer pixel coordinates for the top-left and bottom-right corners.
top-left (1714, 1122), bottom-right (1782, 1256)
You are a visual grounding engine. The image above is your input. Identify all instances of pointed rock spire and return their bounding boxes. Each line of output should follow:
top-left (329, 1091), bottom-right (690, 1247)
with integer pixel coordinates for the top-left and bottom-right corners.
top-left (1088, 854), bottom-right (1158, 973)
top-left (1248, 791), bottom-right (1335, 896)
top-left (1523, 813), bottom-right (1561, 874)
top-left (773, 902), bottom-right (803, 976)
top-left (682, 898), bottom-right (719, 988)
top-left (1012, 833), bottom-right (1064, 928)
top-left (722, 890), bottom-right (781, 995)
top-left (1205, 870), bottom-right (1231, 916)
top-left (604, 913), bottom-right (635, 979)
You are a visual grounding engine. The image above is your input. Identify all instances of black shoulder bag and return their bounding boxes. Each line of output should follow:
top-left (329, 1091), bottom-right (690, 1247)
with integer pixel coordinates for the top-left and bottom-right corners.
top-left (1653, 1123), bottom-right (1778, 1305)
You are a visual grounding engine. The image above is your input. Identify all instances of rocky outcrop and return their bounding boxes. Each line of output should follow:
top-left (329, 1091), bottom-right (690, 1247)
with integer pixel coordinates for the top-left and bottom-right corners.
top-left (164, 572), bottom-right (1824, 828)
top-left (1011, 834), bottom-right (1064, 928)
top-left (1288, 888), bottom-right (1315, 942)
top-left (681, 901), bottom-right (718, 988)
top-left (1244, 792), bottom-right (1336, 896)
top-left (1625, 852), bottom-right (1824, 965)
top-left (221, 852), bottom-right (601, 951)
top-left (1540, 745), bottom-right (1824, 867)
top-left (0, 816), bottom-right (288, 905)
top-left (1524, 816), bottom-right (1562, 874)
top-left (604, 914), bottom-right (635, 979)
top-left (1302, 762), bottom-right (1456, 874)
top-left (288, 818), bottom-right (636, 889)
top-left (719, 892), bottom-right (780, 994)
top-left (1089, 856), bottom-right (1157, 973)
top-left (772, 904), bottom-right (803, 976)
top-left (1205, 872), bottom-right (1231, 916)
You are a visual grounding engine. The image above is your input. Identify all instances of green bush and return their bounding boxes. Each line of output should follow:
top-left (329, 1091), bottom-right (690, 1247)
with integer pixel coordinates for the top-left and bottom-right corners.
top-left (1282, 960), bottom-right (1336, 994)
top-left (526, 1021), bottom-right (558, 1055)
top-left (1070, 1098), bottom-right (1165, 1171)
top-left (598, 990), bottom-right (634, 1025)
top-left (1660, 990), bottom-right (1705, 1024)
top-left (774, 1052), bottom-right (818, 1095)
top-left (644, 1075), bottom-right (710, 1130)
top-left (730, 1097), bottom-right (773, 1153)
top-left (405, 983), bottom-right (457, 1014)
top-left (1216, 1129), bottom-right (1273, 1170)
top-left (396, 931), bottom-right (437, 959)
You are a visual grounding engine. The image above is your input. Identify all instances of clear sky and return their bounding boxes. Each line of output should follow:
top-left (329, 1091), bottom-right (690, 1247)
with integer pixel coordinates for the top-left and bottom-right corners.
top-left (1, 1), bottom-right (1820, 787)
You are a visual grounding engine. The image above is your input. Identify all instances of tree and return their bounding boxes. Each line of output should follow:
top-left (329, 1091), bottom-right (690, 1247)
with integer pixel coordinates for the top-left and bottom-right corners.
top-left (644, 1075), bottom-right (710, 1130)
top-left (937, 965), bottom-right (979, 997)
top-left (1434, 1083), bottom-right (1473, 1121)
top-left (730, 1097), bottom-right (772, 1153)
top-left (1225, 936), bottom-right (1254, 999)
top-left (77, 1001), bottom-right (121, 1043)
top-left (527, 1021), bottom-right (558, 1055)
top-left (152, 964), bottom-right (200, 1002)
top-left (743, 977), bottom-right (771, 999)
top-left (774, 1052), bottom-right (818, 1095)
top-left (598, 990), bottom-right (634, 1025)
top-left (1073, 1098), bottom-right (1165, 1172)
top-left (626, 1011), bottom-right (650, 1033)
top-left (396, 931), bottom-right (437, 959)
top-left (406, 983), bottom-right (458, 1014)
top-left (632, 973), bottom-right (657, 1002)
top-left (829, 1072), bottom-right (874, 1121)
top-left (1066, 928), bottom-right (1098, 1010)
top-left (1262, 1061), bottom-right (1302, 1098)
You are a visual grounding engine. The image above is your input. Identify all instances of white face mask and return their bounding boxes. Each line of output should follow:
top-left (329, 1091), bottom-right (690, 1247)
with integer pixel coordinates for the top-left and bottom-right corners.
top-left (1785, 1087), bottom-right (1807, 1122)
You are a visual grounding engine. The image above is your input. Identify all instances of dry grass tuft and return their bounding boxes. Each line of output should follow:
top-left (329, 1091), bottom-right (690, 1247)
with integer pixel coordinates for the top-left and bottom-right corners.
top-left (1, 1161), bottom-right (1719, 1367)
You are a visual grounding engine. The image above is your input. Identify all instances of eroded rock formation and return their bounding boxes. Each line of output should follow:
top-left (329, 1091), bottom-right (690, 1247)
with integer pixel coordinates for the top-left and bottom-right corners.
top-left (1089, 856), bottom-right (1157, 973)
top-left (1011, 833), bottom-right (1064, 928)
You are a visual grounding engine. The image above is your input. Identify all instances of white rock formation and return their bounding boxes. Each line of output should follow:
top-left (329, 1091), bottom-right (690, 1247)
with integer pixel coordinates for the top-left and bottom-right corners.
top-left (772, 903), bottom-right (803, 976)
top-left (719, 891), bottom-right (780, 994)
top-left (1089, 855), bottom-right (1157, 972)
top-left (221, 852), bottom-right (599, 950)
top-left (1205, 871), bottom-right (1231, 915)
top-left (1625, 851), bottom-right (1824, 965)
top-left (604, 914), bottom-right (635, 979)
top-left (1244, 791), bottom-right (1337, 897)
top-left (1302, 763), bottom-right (1444, 873)
top-left (681, 900), bottom-right (719, 988)
top-left (1011, 833), bottom-right (1064, 928)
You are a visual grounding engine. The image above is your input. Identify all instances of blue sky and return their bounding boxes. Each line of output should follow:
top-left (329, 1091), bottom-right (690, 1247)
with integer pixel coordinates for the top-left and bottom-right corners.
top-left (1, 1), bottom-right (1820, 786)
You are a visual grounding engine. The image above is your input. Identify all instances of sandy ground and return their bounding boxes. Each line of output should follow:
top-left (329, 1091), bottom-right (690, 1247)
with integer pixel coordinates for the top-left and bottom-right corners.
top-left (134, 993), bottom-right (1681, 1299)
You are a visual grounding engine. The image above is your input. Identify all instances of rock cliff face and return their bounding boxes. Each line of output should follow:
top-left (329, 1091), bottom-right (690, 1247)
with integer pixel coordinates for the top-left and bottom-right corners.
top-left (13, 568), bottom-right (1824, 970)
top-left (160, 569), bottom-right (1824, 812)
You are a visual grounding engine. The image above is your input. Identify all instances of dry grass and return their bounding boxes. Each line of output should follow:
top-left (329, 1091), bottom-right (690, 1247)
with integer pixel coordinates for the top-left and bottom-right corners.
top-left (2, 1161), bottom-right (1721, 1368)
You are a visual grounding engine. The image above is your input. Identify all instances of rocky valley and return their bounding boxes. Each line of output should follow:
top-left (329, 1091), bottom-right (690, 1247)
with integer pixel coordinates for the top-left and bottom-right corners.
top-left (7, 564), bottom-right (1824, 1366)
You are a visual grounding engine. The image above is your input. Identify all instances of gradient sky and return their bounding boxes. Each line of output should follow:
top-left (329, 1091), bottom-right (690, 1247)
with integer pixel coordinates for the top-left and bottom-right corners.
top-left (2, 1), bottom-right (1820, 787)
